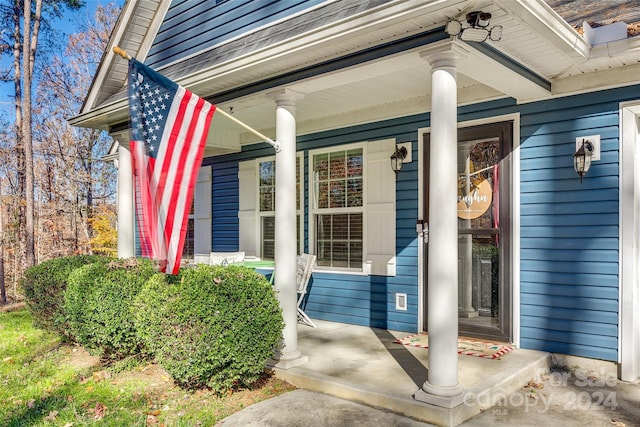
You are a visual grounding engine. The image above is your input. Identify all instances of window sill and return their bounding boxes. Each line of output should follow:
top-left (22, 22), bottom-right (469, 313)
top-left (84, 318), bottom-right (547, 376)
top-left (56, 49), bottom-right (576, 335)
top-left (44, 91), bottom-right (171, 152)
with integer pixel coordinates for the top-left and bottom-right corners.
top-left (311, 267), bottom-right (367, 276)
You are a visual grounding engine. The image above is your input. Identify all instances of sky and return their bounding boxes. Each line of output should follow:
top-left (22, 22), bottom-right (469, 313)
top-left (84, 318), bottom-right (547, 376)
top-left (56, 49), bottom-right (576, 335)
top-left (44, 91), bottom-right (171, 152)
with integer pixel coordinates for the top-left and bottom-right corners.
top-left (0, 0), bottom-right (125, 117)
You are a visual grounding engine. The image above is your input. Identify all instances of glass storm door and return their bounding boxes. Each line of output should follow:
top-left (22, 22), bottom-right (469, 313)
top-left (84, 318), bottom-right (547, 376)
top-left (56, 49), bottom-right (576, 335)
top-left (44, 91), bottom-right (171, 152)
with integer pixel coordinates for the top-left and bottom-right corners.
top-left (423, 121), bottom-right (512, 342)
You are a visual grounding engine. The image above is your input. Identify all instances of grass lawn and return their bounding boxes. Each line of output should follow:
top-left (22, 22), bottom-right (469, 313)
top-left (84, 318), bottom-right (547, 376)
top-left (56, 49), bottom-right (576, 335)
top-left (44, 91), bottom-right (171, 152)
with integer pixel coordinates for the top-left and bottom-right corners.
top-left (0, 307), bottom-right (295, 426)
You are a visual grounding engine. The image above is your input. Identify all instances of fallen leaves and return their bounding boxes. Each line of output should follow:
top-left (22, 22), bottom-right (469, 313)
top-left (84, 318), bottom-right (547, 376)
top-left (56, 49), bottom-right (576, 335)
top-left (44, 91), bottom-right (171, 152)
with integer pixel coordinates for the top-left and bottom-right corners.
top-left (146, 410), bottom-right (168, 426)
top-left (523, 380), bottom-right (544, 390)
top-left (45, 410), bottom-right (58, 421)
top-left (92, 370), bottom-right (111, 382)
top-left (87, 402), bottom-right (107, 420)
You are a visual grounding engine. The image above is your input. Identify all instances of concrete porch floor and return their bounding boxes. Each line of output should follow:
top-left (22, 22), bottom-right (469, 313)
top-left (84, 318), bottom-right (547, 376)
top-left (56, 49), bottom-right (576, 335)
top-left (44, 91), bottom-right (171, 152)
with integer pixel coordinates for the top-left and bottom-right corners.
top-left (270, 319), bottom-right (551, 426)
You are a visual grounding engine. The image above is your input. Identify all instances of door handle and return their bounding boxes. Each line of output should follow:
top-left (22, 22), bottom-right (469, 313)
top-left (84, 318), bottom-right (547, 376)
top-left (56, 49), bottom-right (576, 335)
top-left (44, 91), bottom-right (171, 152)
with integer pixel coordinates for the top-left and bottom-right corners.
top-left (417, 220), bottom-right (428, 243)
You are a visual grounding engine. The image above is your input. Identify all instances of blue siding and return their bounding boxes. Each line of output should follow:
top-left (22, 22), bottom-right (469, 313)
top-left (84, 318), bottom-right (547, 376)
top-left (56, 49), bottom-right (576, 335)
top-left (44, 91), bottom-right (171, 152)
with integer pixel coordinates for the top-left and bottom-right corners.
top-left (516, 86), bottom-right (640, 361)
top-left (147, 0), bottom-right (325, 68)
top-left (205, 114), bottom-right (424, 333)
top-left (203, 158), bottom-right (239, 251)
top-left (296, 116), bottom-right (421, 332)
top-left (202, 83), bottom-right (640, 357)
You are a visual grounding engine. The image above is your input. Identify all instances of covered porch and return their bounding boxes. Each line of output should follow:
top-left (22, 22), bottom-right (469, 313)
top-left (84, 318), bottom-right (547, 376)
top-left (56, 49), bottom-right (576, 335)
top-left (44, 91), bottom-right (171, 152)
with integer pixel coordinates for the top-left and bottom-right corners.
top-left (273, 319), bottom-right (550, 426)
top-left (69, 0), bottom-right (640, 410)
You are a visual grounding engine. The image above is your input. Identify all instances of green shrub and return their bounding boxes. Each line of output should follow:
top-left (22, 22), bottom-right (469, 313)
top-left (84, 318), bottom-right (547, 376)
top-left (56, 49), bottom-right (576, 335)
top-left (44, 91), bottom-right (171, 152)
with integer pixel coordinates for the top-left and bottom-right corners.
top-left (20, 255), bottom-right (109, 340)
top-left (134, 265), bottom-right (284, 393)
top-left (64, 258), bottom-right (157, 360)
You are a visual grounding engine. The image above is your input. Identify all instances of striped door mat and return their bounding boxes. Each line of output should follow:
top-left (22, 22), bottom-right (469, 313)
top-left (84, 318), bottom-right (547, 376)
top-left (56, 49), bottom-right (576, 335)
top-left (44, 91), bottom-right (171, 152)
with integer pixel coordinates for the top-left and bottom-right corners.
top-left (394, 334), bottom-right (513, 359)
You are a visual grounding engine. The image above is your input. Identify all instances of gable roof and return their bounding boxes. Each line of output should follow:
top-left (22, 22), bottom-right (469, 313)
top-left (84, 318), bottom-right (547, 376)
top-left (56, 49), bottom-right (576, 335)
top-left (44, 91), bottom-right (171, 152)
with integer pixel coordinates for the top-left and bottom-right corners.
top-left (70, 0), bottom-right (640, 140)
top-left (79, 0), bottom-right (169, 120)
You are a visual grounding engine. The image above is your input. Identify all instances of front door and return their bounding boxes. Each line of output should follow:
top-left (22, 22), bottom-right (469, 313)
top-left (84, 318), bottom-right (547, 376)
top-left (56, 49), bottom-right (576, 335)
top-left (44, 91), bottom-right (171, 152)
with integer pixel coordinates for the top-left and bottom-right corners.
top-left (423, 121), bottom-right (513, 342)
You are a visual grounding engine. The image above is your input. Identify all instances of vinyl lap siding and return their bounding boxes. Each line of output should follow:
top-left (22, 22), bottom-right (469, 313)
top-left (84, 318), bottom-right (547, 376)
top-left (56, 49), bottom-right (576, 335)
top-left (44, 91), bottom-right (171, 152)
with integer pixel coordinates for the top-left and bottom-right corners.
top-left (457, 89), bottom-right (631, 361)
top-left (205, 114), bottom-right (423, 333)
top-left (297, 116), bottom-right (420, 332)
top-left (203, 158), bottom-right (239, 252)
top-left (146, 0), bottom-right (325, 68)
top-left (517, 91), bottom-right (627, 361)
top-left (201, 84), bottom-right (639, 351)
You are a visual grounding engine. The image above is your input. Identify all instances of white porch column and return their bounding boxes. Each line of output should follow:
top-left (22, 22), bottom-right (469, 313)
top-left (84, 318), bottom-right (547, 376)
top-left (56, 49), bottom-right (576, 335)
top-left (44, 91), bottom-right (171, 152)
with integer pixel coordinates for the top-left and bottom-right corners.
top-left (117, 142), bottom-right (135, 258)
top-left (269, 89), bottom-right (308, 369)
top-left (415, 43), bottom-right (466, 406)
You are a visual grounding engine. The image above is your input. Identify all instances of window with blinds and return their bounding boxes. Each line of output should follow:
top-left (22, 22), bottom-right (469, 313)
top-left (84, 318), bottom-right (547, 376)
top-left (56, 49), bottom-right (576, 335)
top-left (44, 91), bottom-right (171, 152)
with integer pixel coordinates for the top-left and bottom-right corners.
top-left (258, 156), bottom-right (302, 259)
top-left (239, 138), bottom-right (396, 276)
top-left (312, 148), bottom-right (364, 269)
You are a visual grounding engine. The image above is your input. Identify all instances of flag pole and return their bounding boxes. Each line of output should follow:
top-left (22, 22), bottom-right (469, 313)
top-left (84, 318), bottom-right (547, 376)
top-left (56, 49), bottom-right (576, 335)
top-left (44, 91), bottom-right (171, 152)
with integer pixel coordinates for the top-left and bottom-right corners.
top-left (113, 46), bottom-right (131, 60)
top-left (213, 108), bottom-right (280, 152)
top-left (113, 46), bottom-right (281, 152)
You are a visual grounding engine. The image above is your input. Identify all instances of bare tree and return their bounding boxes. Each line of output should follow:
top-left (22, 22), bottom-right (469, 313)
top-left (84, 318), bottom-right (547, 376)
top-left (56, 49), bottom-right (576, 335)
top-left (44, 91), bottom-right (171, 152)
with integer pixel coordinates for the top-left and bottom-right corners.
top-left (0, 185), bottom-right (6, 305)
top-left (35, 3), bottom-right (119, 258)
top-left (0, 0), bottom-right (83, 271)
top-left (22, 0), bottom-right (36, 267)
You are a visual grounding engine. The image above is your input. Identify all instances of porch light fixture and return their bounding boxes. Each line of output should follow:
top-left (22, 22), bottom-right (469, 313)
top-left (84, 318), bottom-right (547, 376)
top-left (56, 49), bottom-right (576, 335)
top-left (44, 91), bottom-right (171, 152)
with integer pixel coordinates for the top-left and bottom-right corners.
top-left (445, 11), bottom-right (503, 43)
top-left (390, 145), bottom-right (408, 176)
top-left (573, 139), bottom-right (594, 183)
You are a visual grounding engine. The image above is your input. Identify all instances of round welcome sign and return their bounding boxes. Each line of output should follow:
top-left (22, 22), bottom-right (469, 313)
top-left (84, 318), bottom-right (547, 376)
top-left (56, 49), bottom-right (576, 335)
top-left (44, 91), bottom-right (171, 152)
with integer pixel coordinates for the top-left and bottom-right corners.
top-left (457, 178), bottom-right (492, 220)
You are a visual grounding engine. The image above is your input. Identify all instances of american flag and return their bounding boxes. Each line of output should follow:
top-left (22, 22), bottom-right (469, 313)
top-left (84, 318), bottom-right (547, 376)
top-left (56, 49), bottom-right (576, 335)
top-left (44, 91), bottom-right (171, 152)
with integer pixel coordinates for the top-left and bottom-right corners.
top-left (128, 58), bottom-right (215, 274)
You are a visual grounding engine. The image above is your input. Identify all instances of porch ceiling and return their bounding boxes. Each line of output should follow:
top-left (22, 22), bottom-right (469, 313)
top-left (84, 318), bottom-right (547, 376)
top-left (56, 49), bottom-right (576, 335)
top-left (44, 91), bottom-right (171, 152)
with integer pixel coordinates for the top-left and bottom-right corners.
top-left (205, 39), bottom-right (543, 151)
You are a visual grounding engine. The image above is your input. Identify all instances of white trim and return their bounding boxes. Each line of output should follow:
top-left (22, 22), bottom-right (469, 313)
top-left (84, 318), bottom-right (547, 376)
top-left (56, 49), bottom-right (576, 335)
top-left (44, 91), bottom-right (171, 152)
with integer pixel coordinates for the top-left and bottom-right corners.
top-left (191, 165), bottom-right (212, 262)
top-left (619, 101), bottom-right (640, 382)
top-left (82, 0), bottom-right (142, 113)
top-left (494, 0), bottom-right (589, 58)
top-left (308, 142), bottom-right (366, 274)
top-left (511, 116), bottom-right (522, 349)
top-left (82, 0), bottom-right (171, 113)
top-left (416, 113), bottom-right (521, 346)
top-left (116, 142), bottom-right (135, 259)
top-left (307, 140), bottom-right (396, 276)
top-left (255, 153), bottom-right (304, 258)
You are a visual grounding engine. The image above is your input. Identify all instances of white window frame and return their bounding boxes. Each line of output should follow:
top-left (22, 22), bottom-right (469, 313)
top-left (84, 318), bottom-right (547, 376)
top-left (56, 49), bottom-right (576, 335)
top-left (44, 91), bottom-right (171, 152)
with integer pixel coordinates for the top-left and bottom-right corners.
top-left (255, 153), bottom-right (304, 259)
top-left (308, 139), bottom-right (397, 276)
top-left (309, 142), bottom-right (366, 273)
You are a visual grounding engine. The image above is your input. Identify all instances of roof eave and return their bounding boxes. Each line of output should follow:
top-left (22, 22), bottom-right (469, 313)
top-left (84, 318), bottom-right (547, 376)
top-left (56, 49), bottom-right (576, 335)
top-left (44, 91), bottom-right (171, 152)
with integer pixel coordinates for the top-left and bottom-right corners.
top-left (68, 98), bottom-right (128, 130)
top-left (496, 0), bottom-right (591, 59)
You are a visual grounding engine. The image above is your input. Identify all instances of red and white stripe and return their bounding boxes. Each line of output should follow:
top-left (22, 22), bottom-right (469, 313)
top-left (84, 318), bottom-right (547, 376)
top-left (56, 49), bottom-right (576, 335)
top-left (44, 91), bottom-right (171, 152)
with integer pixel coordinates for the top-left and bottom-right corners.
top-left (131, 86), bottom-right (215, 274)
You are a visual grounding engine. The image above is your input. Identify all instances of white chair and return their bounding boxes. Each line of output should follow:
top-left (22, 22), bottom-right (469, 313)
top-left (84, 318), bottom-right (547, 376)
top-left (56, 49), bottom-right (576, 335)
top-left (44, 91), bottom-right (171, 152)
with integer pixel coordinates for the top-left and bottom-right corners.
top-left (296, 253), bottom-right (316, 328)
top-left (193, 254), bottom-right (211, 265)
top-left (210, 251), bottom-right (245, 266)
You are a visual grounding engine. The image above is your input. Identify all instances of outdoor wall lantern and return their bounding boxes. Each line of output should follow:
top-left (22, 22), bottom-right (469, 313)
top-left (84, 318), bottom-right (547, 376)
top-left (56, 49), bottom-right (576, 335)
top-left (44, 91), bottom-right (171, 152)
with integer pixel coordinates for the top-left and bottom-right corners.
top-left (445, 11), bottom-right (503, 42)
top-left (573, 138), bottom-right (594, 183)
top-left (390, 145), bottom-right (408, 176)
